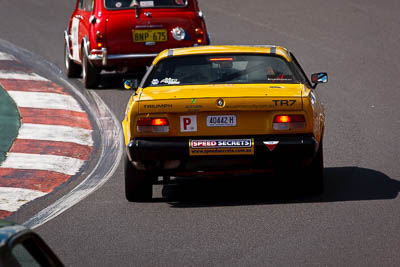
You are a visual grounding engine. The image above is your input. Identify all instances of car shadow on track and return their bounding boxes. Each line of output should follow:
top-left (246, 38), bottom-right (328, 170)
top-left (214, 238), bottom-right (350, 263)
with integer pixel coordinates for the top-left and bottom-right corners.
top-left (158, 167), bottom-right (400, 207)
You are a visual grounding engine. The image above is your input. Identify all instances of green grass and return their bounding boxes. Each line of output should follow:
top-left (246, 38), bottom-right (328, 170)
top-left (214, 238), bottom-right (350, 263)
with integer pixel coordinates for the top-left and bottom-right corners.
top-left (0, 85), bottom-right (20, 163)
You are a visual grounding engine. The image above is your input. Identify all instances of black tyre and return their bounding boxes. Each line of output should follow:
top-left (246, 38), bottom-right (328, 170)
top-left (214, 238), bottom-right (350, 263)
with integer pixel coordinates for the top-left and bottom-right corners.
top-left (304, 141), bottom-right (324, 195)
top-left (82, 50), bottom-right (99, 89)
top-left (124, 156), bottom-right (152, 202)
top-left (64, 42), bottom-right (81, 78)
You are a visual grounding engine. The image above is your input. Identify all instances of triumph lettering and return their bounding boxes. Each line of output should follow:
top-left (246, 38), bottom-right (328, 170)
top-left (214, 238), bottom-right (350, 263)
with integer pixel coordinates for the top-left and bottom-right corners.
top-left (143, 104), bottom-right (173, 109)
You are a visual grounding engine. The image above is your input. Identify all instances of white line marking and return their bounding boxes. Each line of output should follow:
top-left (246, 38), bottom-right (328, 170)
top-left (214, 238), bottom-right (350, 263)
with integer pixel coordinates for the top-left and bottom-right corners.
top-left (0, 41), bottom-right (121, 228)
top-left (0, 70), bottom-right (48, 81)
top-left (0, 187), bottom-right (46, 212)
top-left (0, 52), bottom-right (16, 61)
top-left (1, 153), bottom-right (85, 176)
top-left (18, 123), bottom-right (93, 146)
top-left (24, 90), bottom-right (123, 229)
top-left (7, 91), bottom-right (83, 112)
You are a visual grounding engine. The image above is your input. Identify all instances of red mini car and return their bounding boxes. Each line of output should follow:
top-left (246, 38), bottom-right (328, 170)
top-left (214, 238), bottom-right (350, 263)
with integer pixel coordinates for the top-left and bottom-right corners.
top-left (64, 0), bottom-right (210, 88)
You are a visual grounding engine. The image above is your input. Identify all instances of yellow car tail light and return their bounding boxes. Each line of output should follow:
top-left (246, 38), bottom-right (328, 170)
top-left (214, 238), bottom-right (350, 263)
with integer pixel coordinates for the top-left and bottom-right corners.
top-left (137, 117), bottom-right (169, 133)
top-left (273, 115), bottom-right (305, 130)
top-left (274, 115), bottom-right (290, 123)
top-left (152, 118), bottom-right (168, 126)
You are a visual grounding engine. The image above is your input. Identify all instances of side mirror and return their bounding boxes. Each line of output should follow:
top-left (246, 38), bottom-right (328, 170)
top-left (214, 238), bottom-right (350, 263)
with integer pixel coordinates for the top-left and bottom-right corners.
top-left (311, 72), bottom-right (328, 88)
top-left (124, 79), bottom-right (139, 91)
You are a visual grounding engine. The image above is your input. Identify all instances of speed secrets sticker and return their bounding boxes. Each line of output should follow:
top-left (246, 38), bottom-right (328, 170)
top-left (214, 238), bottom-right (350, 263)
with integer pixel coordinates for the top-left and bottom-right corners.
top-left (189, 139), bottom-right (254, 156)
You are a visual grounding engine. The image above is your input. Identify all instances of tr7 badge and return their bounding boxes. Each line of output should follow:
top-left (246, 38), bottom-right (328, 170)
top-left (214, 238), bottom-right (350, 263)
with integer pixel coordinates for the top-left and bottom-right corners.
top-left (272, 100), bottom-right (296, 106)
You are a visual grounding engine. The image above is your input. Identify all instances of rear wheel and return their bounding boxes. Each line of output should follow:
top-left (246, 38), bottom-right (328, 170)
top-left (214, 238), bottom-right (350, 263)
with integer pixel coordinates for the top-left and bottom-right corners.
top-left (303, 141), bottom-right (324, 195)
top-left (64, 42), bottom-right (81, 78)
top-left (124, 156), bottom-right (153, 202)
top-left (82, 50), bottom-right (99, 88)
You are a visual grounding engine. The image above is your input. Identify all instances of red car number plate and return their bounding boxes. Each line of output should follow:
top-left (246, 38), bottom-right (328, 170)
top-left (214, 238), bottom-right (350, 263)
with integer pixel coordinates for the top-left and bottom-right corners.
top-left (132, 29), bottom-right (167, 42)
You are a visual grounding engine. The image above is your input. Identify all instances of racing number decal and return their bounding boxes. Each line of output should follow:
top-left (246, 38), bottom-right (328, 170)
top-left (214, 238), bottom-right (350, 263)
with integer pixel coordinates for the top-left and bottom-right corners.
top-left (71, 17), bottom-right (80, 61)
top-left (180, 115), bottom-right (197, 132)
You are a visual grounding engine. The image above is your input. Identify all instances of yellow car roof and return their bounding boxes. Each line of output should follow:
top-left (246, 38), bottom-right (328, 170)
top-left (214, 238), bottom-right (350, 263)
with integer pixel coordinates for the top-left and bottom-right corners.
top-left (153, 45), bottom-right (291, 65)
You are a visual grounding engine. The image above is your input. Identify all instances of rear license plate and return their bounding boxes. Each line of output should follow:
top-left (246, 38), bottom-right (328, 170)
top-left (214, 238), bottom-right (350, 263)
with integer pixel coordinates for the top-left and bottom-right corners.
top-left (132, 29), bottom-right (167, 42)
top-left (206, 115), bottom-right (237, 127)
top-left (189, 139), bottom-right (254, 156)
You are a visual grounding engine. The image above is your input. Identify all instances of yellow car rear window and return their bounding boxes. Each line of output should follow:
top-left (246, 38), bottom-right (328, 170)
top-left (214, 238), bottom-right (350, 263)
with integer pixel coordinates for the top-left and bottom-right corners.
top-left (144, 54), bottom-right (300, 87)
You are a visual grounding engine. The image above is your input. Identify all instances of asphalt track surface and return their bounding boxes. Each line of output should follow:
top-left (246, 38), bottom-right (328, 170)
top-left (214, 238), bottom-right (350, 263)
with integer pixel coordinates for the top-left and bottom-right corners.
top-left (1, 0), bottom-right (400, 266)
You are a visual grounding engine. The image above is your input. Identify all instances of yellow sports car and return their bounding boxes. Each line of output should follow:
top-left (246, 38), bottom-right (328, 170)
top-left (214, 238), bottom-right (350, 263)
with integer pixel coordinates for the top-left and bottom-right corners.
top-left (122, 45), bottom-right (328, 201)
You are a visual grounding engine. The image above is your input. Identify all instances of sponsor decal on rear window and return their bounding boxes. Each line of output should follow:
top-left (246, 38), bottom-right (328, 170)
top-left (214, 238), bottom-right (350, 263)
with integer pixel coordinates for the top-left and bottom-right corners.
top-left (160, 77), bottom-right (180, 85)
top-left (267, 75), bottom-right (293, 82)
